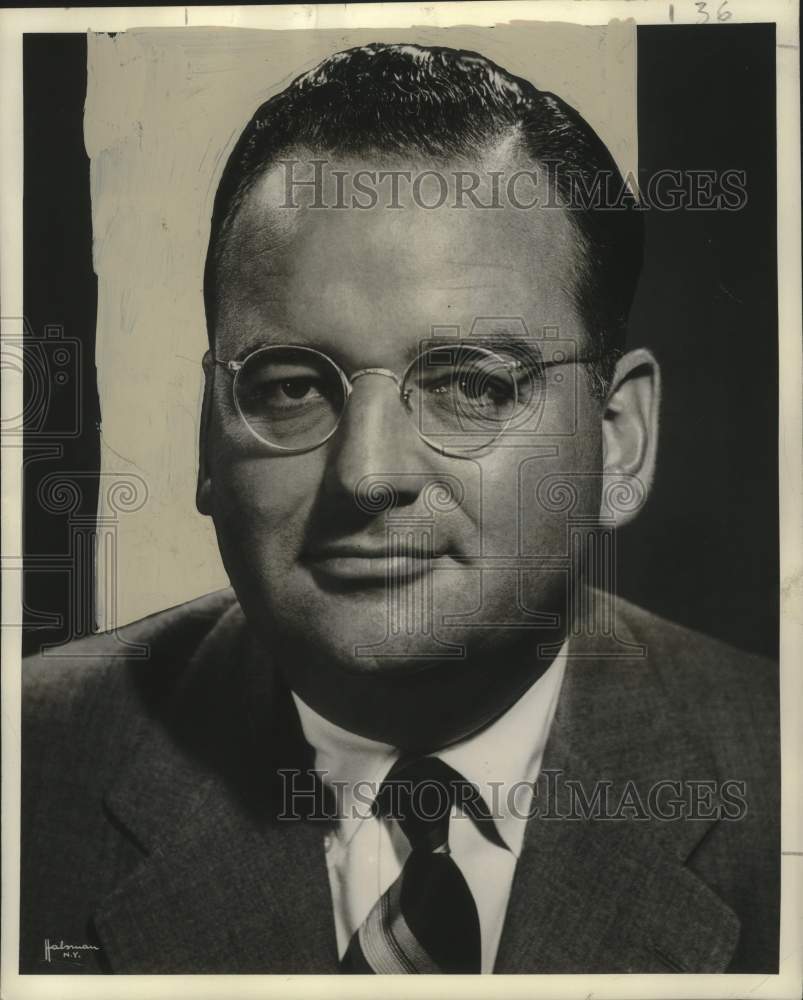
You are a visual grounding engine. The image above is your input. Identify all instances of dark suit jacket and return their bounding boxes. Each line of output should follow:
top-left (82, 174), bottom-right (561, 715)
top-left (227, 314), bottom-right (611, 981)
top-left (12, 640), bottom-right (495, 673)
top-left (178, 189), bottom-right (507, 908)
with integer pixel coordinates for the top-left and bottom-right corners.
top-left (20, 588), bottom-right (780, 974)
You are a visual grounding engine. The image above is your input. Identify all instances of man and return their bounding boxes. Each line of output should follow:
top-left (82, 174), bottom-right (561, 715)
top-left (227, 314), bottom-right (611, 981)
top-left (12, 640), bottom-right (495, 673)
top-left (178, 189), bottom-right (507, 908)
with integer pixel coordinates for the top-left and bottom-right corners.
top-left (21, 43), bottom-right (779, 975)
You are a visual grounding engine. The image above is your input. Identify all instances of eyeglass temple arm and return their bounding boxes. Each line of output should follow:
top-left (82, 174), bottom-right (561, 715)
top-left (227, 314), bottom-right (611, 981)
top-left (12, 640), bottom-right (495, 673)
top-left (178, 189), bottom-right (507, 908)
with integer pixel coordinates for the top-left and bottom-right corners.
top-left (211, 356), bottom-right (243, 374)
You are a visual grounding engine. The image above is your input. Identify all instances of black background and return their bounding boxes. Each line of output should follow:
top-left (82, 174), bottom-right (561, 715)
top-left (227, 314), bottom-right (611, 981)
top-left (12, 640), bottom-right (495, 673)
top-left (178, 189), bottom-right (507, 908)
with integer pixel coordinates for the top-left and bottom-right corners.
top-left (22, 24), bottom-right (779, 658)
top-left (23, 34), bottom-right (100, 656)
top-left (621, 24), bottom-right (778, 658)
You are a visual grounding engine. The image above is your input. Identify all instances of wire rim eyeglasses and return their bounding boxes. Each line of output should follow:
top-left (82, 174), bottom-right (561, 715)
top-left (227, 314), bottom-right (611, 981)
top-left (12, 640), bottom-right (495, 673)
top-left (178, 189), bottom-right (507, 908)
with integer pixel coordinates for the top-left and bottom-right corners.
top-left (210, 342), bottom-right (605, 457)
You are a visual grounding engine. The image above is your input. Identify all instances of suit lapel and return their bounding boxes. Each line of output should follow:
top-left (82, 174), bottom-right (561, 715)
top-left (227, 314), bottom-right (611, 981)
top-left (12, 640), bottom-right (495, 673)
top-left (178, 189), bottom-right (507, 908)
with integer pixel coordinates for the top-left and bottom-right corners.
top-left (94, 602), bottom-right (339, 973)
top-left (494, 800), bottom-right (740, 973)
top-left (95, 782), bottom-right (338, 972)
top-left (495, 605), bottom-right (741, 973)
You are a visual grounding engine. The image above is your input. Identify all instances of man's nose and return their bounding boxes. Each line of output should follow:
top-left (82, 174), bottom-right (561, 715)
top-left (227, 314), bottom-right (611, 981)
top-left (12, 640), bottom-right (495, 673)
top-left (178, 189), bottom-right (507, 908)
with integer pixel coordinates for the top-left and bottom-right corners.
top-left (324, 374), bottom-right (434, 508)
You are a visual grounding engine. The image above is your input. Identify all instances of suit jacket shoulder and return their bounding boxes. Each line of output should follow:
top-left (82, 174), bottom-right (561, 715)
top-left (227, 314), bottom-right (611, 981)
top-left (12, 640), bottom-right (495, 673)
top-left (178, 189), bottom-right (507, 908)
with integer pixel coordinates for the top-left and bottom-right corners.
top-left (572, 595), bottom-right (780, 973)
top-left (20, 588), bottom-right (240, 972)
top-left (613, 595), bottom-right (779, 787)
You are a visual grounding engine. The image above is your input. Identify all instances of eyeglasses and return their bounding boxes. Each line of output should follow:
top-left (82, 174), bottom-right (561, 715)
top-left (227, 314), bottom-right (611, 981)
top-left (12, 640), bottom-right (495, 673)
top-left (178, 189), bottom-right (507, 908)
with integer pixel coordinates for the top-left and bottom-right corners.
top-left (211, 342), bottom-right (604, 457)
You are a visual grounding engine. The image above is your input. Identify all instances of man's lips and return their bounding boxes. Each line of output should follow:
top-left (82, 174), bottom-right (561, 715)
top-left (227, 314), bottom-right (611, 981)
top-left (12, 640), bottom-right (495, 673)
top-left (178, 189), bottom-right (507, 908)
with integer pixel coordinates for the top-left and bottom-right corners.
top-left (303, 543), bottom-right (442, 583)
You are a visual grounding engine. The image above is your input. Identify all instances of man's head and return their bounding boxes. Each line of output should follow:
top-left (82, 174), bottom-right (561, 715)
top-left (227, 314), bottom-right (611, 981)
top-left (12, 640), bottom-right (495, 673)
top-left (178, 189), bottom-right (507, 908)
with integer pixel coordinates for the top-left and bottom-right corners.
top-left (204, 43), bottom-right (642, 390)
top-left (197, 43), bottom-right (659, 749)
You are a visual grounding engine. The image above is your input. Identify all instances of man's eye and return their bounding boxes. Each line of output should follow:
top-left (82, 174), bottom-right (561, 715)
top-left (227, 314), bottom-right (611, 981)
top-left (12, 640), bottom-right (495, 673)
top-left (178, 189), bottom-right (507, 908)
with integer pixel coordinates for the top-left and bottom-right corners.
top-left (275, 378), bottom-right (320, 400)
top-left (429, 380), bottom-right (451, 396)
top-left (265, 378), bottom-right (325, 405)
top-left (427, 371), bottom-right (514, 406)
top-left (243, 376), bottom-right (326, 408)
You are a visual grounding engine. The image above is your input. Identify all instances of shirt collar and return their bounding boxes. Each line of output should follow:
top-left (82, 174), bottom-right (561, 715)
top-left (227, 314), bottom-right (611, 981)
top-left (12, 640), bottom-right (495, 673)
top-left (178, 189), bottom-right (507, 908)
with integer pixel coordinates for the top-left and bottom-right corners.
top-left (291, 642), bottom-right (568, 859)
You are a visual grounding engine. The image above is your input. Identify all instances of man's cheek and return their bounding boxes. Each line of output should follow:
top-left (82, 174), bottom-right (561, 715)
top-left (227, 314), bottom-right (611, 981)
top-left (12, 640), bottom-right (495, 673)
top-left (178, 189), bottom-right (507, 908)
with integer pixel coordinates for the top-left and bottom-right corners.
top-left (211, 455), bottom-right (315, 517)
top-left (209, 464), bottom-right (312, 567)
top-left (474, 439), bottom-right (600, 558)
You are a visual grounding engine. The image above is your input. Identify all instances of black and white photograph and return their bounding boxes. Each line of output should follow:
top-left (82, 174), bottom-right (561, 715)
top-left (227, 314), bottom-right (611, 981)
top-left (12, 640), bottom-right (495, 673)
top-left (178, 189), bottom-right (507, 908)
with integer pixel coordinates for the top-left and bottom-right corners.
top-left (1, 2), bottom-right (800, 995)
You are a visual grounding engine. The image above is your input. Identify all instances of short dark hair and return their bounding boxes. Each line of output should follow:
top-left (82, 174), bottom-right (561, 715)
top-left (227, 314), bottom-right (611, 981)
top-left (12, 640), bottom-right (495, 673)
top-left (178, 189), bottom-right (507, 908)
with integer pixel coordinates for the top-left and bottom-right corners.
top-left (204, 42), bottom-right (643, 392)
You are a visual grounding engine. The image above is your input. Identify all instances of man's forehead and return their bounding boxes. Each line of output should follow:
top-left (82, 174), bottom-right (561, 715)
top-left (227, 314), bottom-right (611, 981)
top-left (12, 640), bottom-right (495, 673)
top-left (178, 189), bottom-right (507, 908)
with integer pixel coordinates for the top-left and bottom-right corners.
top-left (212, 153), bottom-right (584, 360)
top-left (219, 154), bottom-right (579, 278)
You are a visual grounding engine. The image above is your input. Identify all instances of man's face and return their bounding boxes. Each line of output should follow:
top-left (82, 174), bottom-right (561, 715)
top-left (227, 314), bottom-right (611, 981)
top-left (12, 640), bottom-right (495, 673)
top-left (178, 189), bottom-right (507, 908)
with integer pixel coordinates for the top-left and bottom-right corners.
top-left (200, 157), bottom-right (605, 747)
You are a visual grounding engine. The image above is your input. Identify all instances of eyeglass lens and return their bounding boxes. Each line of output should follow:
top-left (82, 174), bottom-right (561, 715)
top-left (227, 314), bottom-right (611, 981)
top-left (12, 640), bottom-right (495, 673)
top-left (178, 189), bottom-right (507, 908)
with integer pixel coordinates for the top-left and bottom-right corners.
top-left (233, 345), bottom-right (536, 453)
top-left (234, 347), bottom-right (346, 451)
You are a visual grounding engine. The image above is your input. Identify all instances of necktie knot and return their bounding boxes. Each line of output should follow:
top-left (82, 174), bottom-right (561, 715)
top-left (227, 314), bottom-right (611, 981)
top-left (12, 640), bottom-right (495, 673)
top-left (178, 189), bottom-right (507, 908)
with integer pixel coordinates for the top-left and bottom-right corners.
top-left (371, 756), bottom-right (460, 851)
top-left (371, 755), bottom-right (505, 853)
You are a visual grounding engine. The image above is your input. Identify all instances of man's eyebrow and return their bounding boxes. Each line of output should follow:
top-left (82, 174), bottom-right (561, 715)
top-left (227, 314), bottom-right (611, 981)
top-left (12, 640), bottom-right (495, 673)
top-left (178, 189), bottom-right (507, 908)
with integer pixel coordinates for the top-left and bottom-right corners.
top-left (225, 335), bottom-right (291, 363)
top-left (458, 330), bottom-right (549, 367)
top-left (223, 330), bottom-right (570, 367)
top-left (479, 330), bottom-right (539, 350)
top-left (476, 329), bottom-right (596, 365)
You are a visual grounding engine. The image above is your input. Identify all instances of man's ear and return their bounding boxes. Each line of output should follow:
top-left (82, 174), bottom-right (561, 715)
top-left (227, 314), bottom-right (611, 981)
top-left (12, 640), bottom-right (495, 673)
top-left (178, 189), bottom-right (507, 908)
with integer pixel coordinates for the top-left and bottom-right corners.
top-left (600, 348), bottom-right (661, 528)
top-left (196, 350), bottom-right (216, 516)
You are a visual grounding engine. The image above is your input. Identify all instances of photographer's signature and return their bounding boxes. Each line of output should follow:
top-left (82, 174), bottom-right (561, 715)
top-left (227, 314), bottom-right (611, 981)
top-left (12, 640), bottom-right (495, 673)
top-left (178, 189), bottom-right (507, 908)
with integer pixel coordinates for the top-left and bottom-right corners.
top-left (44, 938), bottom-right (100, 963)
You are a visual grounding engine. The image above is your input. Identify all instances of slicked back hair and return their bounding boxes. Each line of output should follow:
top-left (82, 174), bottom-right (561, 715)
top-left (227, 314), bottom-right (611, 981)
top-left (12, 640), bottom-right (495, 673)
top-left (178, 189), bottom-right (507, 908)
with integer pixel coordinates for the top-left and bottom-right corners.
top-left (204, 42), bottom-right (643, 395)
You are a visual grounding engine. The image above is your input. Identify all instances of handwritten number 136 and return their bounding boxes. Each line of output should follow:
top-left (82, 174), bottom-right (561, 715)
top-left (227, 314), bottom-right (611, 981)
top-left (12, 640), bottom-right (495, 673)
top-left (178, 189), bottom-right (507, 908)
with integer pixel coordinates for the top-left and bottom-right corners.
top-left (696, 1), bottom-right (733, 21)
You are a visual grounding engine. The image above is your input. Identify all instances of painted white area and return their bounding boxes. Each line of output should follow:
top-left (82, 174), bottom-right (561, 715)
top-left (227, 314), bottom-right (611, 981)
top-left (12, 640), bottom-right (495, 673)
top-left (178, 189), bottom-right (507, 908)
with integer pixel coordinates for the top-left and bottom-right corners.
top-left (85, 22), bottom-right (637, 626)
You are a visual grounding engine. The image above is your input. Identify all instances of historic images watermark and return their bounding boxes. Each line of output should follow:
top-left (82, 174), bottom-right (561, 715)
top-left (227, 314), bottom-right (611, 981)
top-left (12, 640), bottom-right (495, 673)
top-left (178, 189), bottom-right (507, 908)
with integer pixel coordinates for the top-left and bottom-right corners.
top-left (279, 159), bottom-right (748, 212)
top-left (278, 768), bottom-right (749, 823)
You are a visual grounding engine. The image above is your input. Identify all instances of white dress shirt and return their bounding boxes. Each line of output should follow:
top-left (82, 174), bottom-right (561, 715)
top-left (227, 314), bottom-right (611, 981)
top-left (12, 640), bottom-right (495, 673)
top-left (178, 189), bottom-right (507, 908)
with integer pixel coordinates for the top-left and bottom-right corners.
top-left (292, 644), bottom-right (568, 973)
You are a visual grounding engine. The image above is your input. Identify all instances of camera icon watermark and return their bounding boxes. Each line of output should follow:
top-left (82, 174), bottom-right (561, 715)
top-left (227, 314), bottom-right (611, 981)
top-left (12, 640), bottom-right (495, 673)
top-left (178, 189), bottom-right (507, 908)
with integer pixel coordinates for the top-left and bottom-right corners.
top-left (411, 318), bottom-right (589, 451)
top-left (1, 318), bottom-right (83, 440)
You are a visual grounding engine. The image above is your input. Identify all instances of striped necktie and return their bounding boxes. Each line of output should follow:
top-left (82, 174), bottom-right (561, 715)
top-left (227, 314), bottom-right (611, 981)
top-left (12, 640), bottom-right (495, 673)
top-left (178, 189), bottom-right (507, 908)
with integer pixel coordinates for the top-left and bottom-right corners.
top-left (340, 755), bottom-right (505, 974)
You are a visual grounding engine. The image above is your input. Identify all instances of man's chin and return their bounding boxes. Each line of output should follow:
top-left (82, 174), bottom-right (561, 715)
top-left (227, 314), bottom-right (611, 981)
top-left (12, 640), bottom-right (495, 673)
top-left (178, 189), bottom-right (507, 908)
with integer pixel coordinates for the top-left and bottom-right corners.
top-left (256, 565), bottom-right (481, 666)
top-left (279, 618), bottom-right (467, 678)
top-left (272, 623), bottom-right (553, 751)
top-left (244, 566), bottom-right (563, 674)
